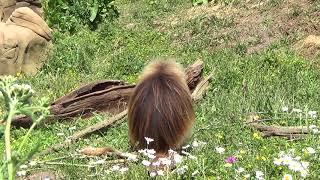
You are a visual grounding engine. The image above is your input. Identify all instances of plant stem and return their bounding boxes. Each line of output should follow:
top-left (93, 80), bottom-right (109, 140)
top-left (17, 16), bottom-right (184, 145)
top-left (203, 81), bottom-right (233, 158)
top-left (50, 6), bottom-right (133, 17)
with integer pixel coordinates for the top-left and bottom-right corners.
top-left (0, 168), bottom-right (3, 180)
top-left (17, 116), bottom-right (44, 153)
top-left (5, 103), bottom-right (16, 180)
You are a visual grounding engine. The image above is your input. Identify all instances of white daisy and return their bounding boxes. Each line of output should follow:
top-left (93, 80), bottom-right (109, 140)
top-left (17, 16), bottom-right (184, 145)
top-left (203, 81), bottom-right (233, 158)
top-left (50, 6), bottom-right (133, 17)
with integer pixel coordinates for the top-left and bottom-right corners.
top-left (150, 172), bottom-right (157, 177)
top-left (273, 158), bottom-right (283, 165)
top-left (192, 140), bottom-right (199, 147)
top-left (119, 167), bottom-right (128, 173)
top-left (292, 108), bottom-right (302, 113)
top-left (157, 170), bottom-right (164, 176)
top-left (173, 153), bottom-right (183, 164)
top-left (282, 174), bottom-right (292, 180)
top-left (308, 111), bottom-right (317, 118)
top-left (142, 160), bottom-right (151, 166)
top-left (288, 161), bottom-right (303, 172)
top-left (17, 170), bottom-right (27, 176)
top-left (144, 137), bottom-right (154, 144)
top-left (112, 165), bottom-right (120, 171)
top-left (236, 167), bottom-right (245, 173)
top-left (282, 106), bottom-right (289, 112)
top-left (215, 147), bottom-right (225, 154)
top-left (192, 170), bottom-right (199, 176)
top-left (309, 124), bottom-right (317, 129)
top-left (305, 147), bottom-right (316, 154)
top-left (255, 171), bottom-right (264, 180)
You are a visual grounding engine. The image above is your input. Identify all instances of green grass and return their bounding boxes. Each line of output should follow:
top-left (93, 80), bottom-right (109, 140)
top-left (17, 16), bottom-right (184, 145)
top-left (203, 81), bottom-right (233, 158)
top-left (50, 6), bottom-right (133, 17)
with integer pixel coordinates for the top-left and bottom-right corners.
top-left (1, 0), bottom-right (320, 179)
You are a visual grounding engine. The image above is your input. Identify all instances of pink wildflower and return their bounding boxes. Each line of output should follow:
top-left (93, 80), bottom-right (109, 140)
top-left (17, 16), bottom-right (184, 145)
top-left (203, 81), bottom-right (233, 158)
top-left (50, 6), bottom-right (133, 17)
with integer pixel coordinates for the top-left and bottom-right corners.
top-left (226, 156), bottom-right (237, 164)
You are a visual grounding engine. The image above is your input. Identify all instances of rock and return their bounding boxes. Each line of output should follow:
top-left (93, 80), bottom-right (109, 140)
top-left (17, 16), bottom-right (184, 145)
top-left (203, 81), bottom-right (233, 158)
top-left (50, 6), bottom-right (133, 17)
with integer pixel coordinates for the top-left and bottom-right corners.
top-left (0, 6), bottom-right (52, 75)
top-left (0, 0), bottom-right (43, 22)
top-left (7, 7), bottom-right (52, 40)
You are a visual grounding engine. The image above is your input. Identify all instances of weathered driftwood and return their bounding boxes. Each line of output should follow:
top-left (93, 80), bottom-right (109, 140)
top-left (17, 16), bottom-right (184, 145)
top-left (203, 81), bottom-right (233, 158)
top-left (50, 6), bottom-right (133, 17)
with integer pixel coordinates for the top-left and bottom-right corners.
top-left (185, 59), bottom-right (204, 92)
top-left (191, 73), bottom-right (213, 102)
top-left (12, 81), bottom-right (133, 128)
top-left (249, 122), bottom-right (310, 140)
top-left (38, 73), bottom-right (212, 156)
top-left (12, 60), bottom-right (204, 128)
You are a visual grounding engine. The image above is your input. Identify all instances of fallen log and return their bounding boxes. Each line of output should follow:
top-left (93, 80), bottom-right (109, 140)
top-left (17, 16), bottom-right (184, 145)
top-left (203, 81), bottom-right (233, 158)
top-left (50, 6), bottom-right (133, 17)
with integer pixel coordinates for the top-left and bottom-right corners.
top-left (12, 60), bottom-right (204, 128)
top-left (38, 73), bottom-right (213, 156)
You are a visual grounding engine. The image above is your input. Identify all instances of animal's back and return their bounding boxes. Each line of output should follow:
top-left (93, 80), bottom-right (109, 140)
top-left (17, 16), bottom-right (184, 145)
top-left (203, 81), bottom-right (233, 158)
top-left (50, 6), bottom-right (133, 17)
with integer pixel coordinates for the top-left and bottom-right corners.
top-left (128, 59), bottom-right (195, 154)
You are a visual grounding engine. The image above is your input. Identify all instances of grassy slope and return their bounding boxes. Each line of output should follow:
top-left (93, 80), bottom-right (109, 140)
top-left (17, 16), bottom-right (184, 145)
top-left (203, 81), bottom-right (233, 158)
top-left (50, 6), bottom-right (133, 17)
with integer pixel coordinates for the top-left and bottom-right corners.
top-left (1, 0), bottom-right (320, 179)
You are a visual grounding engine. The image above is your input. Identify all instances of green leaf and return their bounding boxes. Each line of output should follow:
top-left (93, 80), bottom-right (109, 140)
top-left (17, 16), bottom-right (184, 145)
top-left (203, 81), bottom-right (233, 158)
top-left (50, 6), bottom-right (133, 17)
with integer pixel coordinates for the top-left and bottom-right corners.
top-left (89, 0), bottom-right (99, 22)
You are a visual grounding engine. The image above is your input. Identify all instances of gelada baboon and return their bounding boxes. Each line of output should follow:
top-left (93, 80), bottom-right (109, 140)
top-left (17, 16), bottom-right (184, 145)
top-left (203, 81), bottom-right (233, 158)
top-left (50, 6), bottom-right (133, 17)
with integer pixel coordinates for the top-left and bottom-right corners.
top-left (128, 59), bottom-right (195, 154)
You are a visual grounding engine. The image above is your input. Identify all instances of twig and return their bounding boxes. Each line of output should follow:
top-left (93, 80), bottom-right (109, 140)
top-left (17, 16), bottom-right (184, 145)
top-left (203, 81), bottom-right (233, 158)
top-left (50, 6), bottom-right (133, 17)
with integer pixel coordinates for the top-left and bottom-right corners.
top-left (246, 118), bottom-right (280, 124)
top-left (39, 155), bottom-right (73, 162)
top-left (41, 162), bottom-right (95, 168)
top-left (248, 121), bottom-right (311, 140)
top-left (38, 110), bottom-right (128, 156)
top-left (250, 123), bottom-right (309, 134)
top-left (38, 159), bottom-right (127, 168)
top-left (246, 116), bottom-right (313, 124)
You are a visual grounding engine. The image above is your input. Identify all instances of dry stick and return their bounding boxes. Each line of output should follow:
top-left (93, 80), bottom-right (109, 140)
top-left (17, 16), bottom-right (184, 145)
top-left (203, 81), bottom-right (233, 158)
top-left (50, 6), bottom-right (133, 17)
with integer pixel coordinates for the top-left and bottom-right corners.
top-left (249, 122), bottom-right (310, 140)
top-left (39, 159), bottom-right (127, 168)
top-left (38, 110), bottom-right (128, 156)
top-left (250, 123), bottom-right (309, 134)
top-left (41, 162), bottom-right (95, 168)
top-left (38, 74), bottom-right (213, 157)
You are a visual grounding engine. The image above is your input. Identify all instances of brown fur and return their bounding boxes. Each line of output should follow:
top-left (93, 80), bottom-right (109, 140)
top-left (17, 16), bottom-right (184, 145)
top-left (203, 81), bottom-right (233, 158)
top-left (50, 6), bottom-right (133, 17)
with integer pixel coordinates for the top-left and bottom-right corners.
top-left (128, 59), bottom-right (195, 154)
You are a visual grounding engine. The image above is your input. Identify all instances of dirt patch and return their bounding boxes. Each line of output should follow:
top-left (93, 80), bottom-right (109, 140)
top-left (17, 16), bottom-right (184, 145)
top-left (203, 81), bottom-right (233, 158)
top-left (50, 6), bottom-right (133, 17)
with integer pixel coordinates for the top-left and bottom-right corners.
top-left (294, 35), bottom-right (320, 60)
top-left (17, 170), bottom-right (58, 180)
top-left (167, 0), bottom-right (319, 56)
top-left (167, 4), bottom-right (238, 26)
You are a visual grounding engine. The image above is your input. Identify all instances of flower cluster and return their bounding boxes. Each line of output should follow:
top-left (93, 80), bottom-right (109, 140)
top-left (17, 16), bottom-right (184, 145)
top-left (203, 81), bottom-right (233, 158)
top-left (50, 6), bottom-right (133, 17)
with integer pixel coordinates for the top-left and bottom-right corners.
top-left (10, 84), bottom-right (34, 95)
top-left (215, 146), bottom-right (238, 167)
top-left (111, 165), bottom-right (129, 174)
top-left (16, 161), bottom-right (37, 177)
top-left (215, 147), bottom-right (225, 154)
top-left (273, 150), bottom-right (311, 178)
top-left (309, 125), bottom-right (319, 134)
top-left (308, 111), bottom-right (317, 119)
top-left (10, 83), bottom-right (35, 103)
top-left (138, 145), bottom-right (184, 177)
top-left (214, 146), bottom-right (267, 179)
top-left (137, 138), bottom-right (205, 177)
top-left (0, 76), bottom-right (35, 104)
top-left (255, 170), bottom-right (264, 180)
top-left (282, 174), bottom-right (293, 180)
top-left (282, 106), bottom-right (318, 119)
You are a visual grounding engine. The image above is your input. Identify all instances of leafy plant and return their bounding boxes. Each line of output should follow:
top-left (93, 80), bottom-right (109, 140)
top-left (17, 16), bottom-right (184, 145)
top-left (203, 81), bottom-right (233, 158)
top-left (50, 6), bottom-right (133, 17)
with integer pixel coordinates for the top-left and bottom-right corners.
top-left (42, 0), bottom-right (119, 33)
top-left (0, 76), bottom-right (50, 180)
